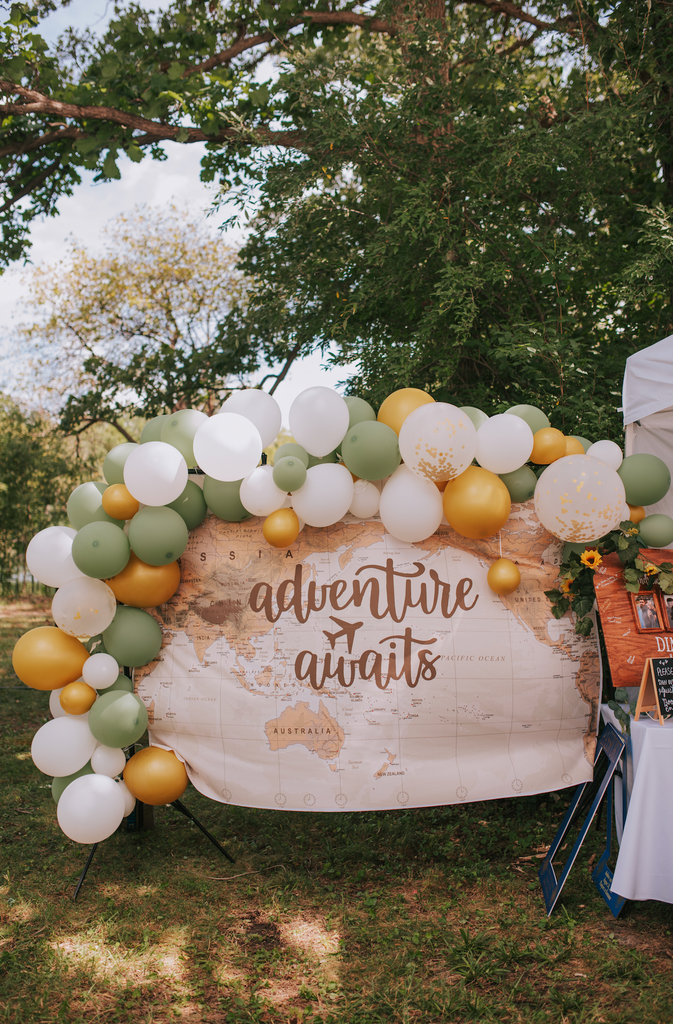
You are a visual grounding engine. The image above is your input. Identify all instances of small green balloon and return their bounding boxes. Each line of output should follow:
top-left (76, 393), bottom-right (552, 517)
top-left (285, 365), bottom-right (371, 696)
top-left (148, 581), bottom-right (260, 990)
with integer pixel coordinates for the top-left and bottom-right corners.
top-left (88, 691), bottom-right (148, 748)
top-left (638, 514), bottom-right (673, 549)
top-left (128, 506), bottom-right (189, 565)
top-left (105, 672), bottom-right (134, 694)
top-left (160, 409), bottom-right (206, 468)
top-left (103, 443), bottom-right (139, 485)
top-left (344, 396), bottom-right (376, 430)
top-left (140, 414), bottom-right (170, 443)
top-left (67, 482), bottom-right (124, 530)
top-left (572, 436), bottom-right (592, 453)
top-left (103, 606), bottom-right (162, 667)
top-left (505, 404), bottom-right (550, 434)
top-left (203, 476), bottom-right (251, 521)
top-left (341, 421), bottom-right (401, 481)
top-left (273, 456), bottom-right (307, 492)
top-left (273, 443), bottom-right (310, 467)
top-left (72, 521), bottom-right (130, 579)
top-left (85, 633), bottom-right (108, 655)
top-left (499, 465), bottom-right (537, 503)
top-left (460, 406), bottom-right (489, 430)
top-left (308, 450), bottom-right (338, 468)
top-left (618, 454), bottom-right (671, 507)
top-left (167, 480), bottom-right (208, 529)
top-left (51, 761), bottom-right (94, 804)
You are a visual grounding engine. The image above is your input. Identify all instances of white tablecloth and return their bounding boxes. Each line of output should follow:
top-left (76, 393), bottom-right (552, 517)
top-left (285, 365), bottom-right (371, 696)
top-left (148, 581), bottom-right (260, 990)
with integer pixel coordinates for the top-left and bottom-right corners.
top-left (601, 706), bottom-right (673, 903)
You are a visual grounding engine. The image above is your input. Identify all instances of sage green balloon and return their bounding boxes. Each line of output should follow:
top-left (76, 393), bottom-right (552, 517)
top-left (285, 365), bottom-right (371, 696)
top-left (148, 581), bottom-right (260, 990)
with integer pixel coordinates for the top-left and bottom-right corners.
top-left (140, 414), bottom-right (170, 443)
top-left (460, 406), bottom-right (489, 430)
top-left (505, 404), bottom-right (550, 434)
top-left (638, 514), bottom-right (673, 549)
top-left (167, 480), bottom-right (208, 529)
top-left (128, 506), bottom-right (189, 565)
top-left (341, 421), bottom-right (400, 481)
top-left (618, 454), bottom-right (671, 507)
top-left (572, 436), bottom-right (592, 453)
top-left (72, 521), bottom-right (131, 579)
top-left (51, 761), bottom-right (94, 804)
top-left (203, 476), bottom-right (251, 521)
top-left (344, 396), bottom-right (376, 430)
top-left (103, 606), bottom-right (162, 667)
top-left (88, 691), bottom-right (148, 748)
top-left (273, 456), bottom-right (307, 492)
top-left (85, 633), bottom-right (107, 655)
top-left (105, 672), bottom-right (134, 694)
top-left (499, 465), bottom-right (537, 503)
top-left (308, 449), bottom-right (338, 468)
top-left (160, 409), bottom-right (206, 468)
top-left (103, 442), bottom-right (139, 485)
top-left (274, 442), bottom-right (309, 467)
top-left (67, 481), bottom-right (124, 530)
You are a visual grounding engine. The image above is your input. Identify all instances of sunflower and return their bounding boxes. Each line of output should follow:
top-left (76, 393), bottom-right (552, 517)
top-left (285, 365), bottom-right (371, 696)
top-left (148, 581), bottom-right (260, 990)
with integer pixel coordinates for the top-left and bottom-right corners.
top-left (580, 549), bottom-right (602, 570)
top-left (644, 563), bottom-right (660, 576)
top-left (561, 579), bottom-right (573, 594)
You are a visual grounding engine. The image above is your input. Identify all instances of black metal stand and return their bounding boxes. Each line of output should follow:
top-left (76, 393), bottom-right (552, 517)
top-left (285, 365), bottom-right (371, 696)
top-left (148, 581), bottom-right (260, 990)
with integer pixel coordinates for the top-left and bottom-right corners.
top-left (171, 798), bottom-right (235, 863)
top-left (73, 843), bottom-right (98, 900)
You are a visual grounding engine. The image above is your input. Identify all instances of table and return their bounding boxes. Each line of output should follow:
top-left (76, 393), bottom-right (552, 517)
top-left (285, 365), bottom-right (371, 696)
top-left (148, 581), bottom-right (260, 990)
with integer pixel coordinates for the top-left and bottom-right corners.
top-left (601, 705), bottom-right (673, 904)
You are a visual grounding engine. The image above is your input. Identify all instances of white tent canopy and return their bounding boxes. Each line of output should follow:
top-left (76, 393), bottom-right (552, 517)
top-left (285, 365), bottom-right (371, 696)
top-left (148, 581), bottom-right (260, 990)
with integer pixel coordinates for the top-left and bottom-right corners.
top-left (623, 335), bottom-right (673, 517)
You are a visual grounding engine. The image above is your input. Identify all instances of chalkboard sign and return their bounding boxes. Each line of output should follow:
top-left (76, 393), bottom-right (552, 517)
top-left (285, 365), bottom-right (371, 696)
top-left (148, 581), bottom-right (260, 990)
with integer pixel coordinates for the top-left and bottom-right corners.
top-left (634, 657), bottom-right (673, 724)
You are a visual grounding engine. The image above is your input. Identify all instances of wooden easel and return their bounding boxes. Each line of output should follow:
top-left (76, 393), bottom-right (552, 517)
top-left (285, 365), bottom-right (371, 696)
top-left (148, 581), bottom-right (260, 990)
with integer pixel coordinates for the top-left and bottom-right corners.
top-left (634, 659), bottom-right (665, 725)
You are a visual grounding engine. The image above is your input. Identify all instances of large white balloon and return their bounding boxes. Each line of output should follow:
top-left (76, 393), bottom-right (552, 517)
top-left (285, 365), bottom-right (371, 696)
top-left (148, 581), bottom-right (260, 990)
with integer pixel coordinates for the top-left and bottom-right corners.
top-left (535, 455), bottom-right (626, 542)
top-left (291, 464), bottom-right (354, 527)
top-left (49, 687), bottom-right (67, 719)
top-left (475, 414), bottom-right (534, 475)
top-left (31, 716), bottom-right (97, 777)
top-left (289, 387), bottom-right (350, 458)
top-left (398, 403), bottom-right (477, 482)
top-left (91, 745), bottom-right (126, 777)
top-left (57, 774), bottom-right (126, 844)
top-left (26, 526), bottom-right (85, 589)
top-left (52, 577), bottom-right (117, 639)
top-left (124, 441), bottom-right (188, 506)
top-left (349, 479), bottom-right (380, 519)
top-left (192, 412), bottom-right (262, 481)
top-left (239, 465), bottom-right (288, 516)
top-left (222, 389), bottom-right (282, 448)
top-left (379, 465), bottom-right (444, 542)
top-left (587, 439), bottom-right (623, 471)
top-left (82, 653), bottom-right (120, 690)
top-left (116, 779), bottom-right (137, 816)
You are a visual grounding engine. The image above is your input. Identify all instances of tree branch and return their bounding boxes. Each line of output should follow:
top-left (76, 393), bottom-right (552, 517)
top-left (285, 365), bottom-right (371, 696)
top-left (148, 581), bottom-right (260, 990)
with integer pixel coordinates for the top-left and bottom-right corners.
top-left (463, 0), bottom-right (579, 34)
top-left (71, 417), bottom-right (138, 443)
top-left (0, 155), bottom-right (61, 212)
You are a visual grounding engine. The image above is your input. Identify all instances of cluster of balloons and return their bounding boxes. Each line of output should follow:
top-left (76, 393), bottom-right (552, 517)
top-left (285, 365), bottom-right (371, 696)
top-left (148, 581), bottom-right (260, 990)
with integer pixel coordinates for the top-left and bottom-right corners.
top-left (13, 385), bottom-right (673, 843)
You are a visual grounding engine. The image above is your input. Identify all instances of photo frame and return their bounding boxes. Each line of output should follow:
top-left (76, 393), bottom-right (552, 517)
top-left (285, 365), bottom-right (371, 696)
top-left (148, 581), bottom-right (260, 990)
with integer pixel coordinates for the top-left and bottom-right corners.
top-left (659, 592), bottom-right (673, 632)
top-left (631, 590), bottom-right (664, 633)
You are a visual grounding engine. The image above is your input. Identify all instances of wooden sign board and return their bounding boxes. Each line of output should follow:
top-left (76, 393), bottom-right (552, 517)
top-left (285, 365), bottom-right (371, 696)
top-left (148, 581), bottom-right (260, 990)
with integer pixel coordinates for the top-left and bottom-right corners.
top-left (634, 657), bottom-right (673, 724)
top-left (594, 550), bottom-right (673, 689)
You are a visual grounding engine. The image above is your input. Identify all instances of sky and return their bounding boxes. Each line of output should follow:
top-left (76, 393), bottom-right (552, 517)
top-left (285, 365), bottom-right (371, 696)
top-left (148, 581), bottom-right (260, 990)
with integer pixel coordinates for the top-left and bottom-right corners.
top-left (0, 0), bottom-right (357, 425)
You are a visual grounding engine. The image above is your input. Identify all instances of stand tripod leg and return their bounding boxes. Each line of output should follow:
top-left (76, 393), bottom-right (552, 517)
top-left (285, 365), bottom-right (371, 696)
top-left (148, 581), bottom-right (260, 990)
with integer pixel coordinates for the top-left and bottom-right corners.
top-left (171, 799), bottom-right (235, 863)
top-left (73, 843), bottom-right (98, 900)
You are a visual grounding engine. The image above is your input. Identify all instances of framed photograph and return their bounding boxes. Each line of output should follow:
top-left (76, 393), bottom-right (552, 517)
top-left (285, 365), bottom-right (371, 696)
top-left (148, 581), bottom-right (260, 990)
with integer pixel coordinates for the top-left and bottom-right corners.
top-left (659, 592), bottom-right (673, 632)
top-left (631, 591), bottom-right (664, 633)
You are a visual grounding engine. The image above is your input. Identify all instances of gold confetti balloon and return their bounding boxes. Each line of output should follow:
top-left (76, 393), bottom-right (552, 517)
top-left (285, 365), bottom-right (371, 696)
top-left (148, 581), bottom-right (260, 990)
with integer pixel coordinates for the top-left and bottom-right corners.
top-left (534, 454), bottom-right (626, 543)
top-left (398, 403), bottom-right (478, 483)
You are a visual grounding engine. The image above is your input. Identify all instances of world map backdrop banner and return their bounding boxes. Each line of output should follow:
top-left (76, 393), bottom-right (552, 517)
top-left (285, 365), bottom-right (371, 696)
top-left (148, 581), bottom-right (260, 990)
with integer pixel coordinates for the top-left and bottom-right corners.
top-left (136, 501), bottom-right (600, 812)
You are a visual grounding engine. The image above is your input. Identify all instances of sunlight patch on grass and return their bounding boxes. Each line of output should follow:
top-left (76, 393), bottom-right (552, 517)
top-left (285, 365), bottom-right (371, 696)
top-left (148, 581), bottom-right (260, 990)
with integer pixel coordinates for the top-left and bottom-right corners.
top-left (279, 914), bottom-right (341, 959)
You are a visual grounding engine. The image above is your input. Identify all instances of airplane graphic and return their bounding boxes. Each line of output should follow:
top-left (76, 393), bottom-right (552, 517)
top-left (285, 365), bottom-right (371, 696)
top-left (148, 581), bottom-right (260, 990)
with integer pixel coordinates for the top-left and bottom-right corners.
top-left (323, 616), bottom-right (364, 653)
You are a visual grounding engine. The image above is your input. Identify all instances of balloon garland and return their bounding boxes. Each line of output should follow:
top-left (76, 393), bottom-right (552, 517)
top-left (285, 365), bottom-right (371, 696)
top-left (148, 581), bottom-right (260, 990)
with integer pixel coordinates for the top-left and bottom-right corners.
top-left (12, 386), bottom-right (673, 845)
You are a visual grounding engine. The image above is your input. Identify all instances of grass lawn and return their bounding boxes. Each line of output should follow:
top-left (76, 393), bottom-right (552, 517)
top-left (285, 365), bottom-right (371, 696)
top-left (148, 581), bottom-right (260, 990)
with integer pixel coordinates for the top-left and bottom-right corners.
top-left (2, 598), bottom-right (673, 1023)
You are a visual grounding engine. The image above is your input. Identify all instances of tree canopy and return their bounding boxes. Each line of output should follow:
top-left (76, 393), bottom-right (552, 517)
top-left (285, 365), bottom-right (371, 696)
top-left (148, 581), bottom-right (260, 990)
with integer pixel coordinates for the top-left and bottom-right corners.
top-left (1, 1), bottom-right (672, 439)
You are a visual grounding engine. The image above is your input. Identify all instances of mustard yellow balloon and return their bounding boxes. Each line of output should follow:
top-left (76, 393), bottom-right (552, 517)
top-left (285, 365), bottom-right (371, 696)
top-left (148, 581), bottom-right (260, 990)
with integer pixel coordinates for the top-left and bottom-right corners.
top-left (60, 680), bottom-right (98, 715)
top-left (101, 483), bottom-right (140, 520)
top-left (12, 626), bottom-right (89, 691)
top-left (487, 558), bottom-right (521, 595)
top-left (123, 746), bottom-right (188, 805)
top-left (564, 436), bottom-right (585, 457)
top-left (106, 551), bottom-right (181, 607)
top-left (530, 427), bottom-right (566, 465)
top-left (627, 503), bottom-right (646, 524)
top-left (263, 508), bottom-right (300, 548)
top-left (442, 466), bottom-right (511, 540)
top-left (377, 388), bottom-right (435, 436)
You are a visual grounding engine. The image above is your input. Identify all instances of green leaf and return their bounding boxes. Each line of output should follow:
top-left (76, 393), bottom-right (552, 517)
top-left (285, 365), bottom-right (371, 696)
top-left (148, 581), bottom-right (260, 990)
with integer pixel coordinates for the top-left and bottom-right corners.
top-left (175, 127), bottom-right (189, 143)
top-left (102, 150), bottom-right (121, 179)
top-left (126, 145), bottom-right (143, 163)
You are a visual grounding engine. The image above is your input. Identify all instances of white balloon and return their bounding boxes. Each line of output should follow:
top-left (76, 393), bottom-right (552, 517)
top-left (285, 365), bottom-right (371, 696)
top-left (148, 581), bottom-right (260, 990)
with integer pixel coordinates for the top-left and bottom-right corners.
top-left (123, 441), bottom-right (188, 506)
top-left (221, 389), bottom-right (282, 448)
top-left (52, 577), bottom-right (117, 639)
top-left (91, 745), bottom-right (126, 777)
top-left (240, 465), bottom-right (288, 516)
top-left (193, 412), bottom-right (262, 481)
top-left (349, 479), bottom-right (380, 519)
top-left (289, 387), bottom-right (349, 458)
top-left (31, 716), bottom-right (97, 777)
top-left (587, 439), bottom-right (623, 471)
top-left (475, 414), bottom-right (534, 475)
top-left (291, 464), bottom-right (354, 527)
top-left (398, 403), bottom-right (478, 482)
top-left (534, 455), bottom-right (626, 543)
top-left (379, 465), bottom-right (443, 542)
top-left (26, 526), bottom-right (86, 589)
top-left (82, 653), bottom-right (120, 690)
top-left (57, 774), bottom-right (126, 844)
top-left (116, 779), bottom-right (137, 816)
top-left (49, 687), bottom-right (67, 719)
